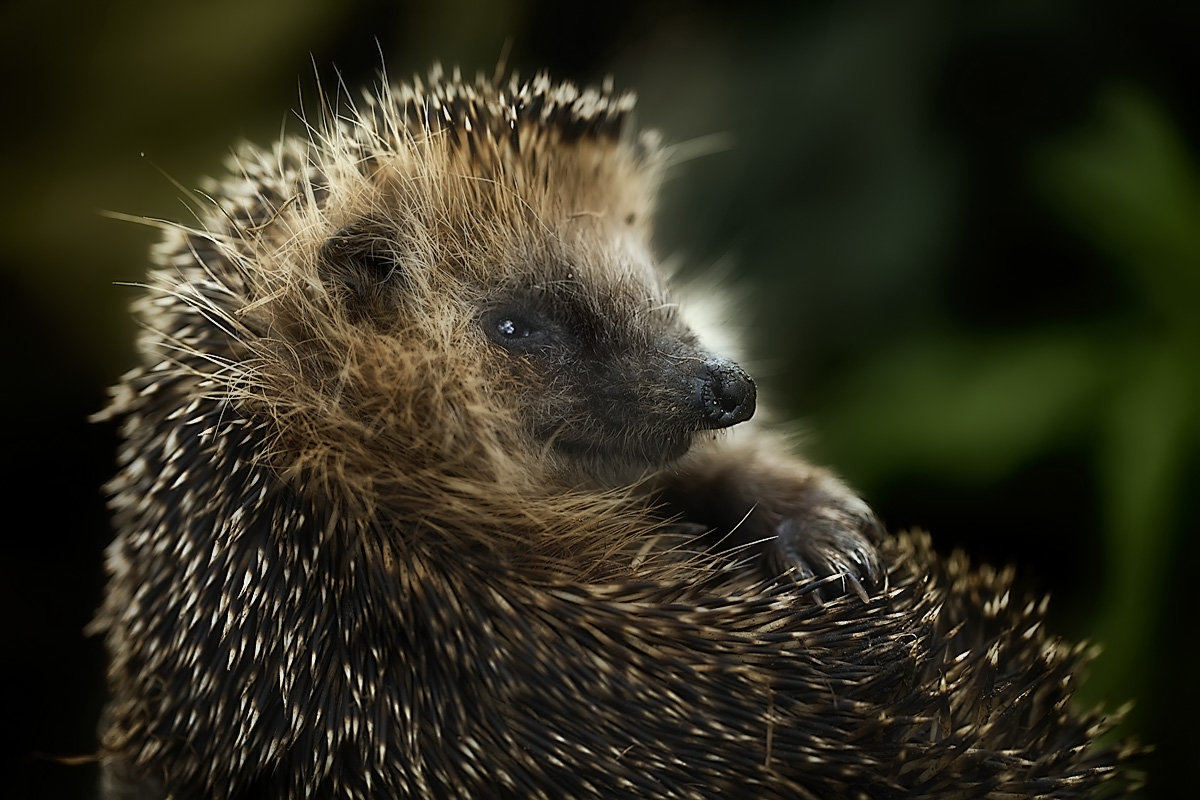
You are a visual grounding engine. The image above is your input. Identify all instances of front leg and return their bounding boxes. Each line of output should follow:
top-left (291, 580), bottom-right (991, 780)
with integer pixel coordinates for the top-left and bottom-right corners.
top-left (656, 427), bottom-right (885, 601)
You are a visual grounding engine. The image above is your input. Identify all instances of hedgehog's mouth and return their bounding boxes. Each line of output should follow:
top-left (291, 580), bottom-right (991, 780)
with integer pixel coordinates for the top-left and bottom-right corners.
top-left (553, 432), bottom-right (692, 462)
top-left (549, 429), bottom-right (695, 484)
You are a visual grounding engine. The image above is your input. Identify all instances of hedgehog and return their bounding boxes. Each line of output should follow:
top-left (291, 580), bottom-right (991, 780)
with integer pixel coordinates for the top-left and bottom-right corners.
top-left (93, 66), bottom-right (1139, 799)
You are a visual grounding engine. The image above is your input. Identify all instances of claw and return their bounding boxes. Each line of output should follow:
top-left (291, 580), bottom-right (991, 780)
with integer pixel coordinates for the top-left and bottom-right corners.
top-left (843, 572), bottom-right (870, 604)
top-left (766, 497), bottom-right (885, 603)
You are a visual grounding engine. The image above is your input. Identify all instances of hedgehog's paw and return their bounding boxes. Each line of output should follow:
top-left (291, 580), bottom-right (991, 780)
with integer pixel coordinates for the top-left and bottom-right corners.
top-left (759, 487), bottom-right (885, 602)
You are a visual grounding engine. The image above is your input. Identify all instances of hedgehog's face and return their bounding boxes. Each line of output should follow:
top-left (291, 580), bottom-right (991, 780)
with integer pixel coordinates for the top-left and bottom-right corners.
top-left (309, 142), bottom-right (755, 487)
top-left (472, 244), bottom-right (756, 485)
top-left (313, 216), bottom-right (754, 487)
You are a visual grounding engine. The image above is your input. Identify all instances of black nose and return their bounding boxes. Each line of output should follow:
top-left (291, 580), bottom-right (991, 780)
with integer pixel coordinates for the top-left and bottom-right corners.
top-left (697, 360), bottom-right (756, 428)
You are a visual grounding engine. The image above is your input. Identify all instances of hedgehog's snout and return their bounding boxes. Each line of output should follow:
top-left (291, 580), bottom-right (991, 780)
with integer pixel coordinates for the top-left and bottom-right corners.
top-left (696, 359), bottom-right (756, 429)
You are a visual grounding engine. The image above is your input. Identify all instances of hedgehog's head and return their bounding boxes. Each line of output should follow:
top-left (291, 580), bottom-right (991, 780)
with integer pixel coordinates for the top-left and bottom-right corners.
top-left (339, 73), bottom-right (753, 483)
top-left (222, 71), bottom-right (753, 528)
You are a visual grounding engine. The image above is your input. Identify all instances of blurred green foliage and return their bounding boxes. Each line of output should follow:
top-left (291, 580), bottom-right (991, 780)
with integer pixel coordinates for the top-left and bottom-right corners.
top-left (1036, 85), bottom-right (1200, 712)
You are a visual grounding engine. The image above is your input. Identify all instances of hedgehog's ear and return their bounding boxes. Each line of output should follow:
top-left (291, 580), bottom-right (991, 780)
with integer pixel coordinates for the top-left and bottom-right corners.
top-left (317, 221), bottom-right (408, 306)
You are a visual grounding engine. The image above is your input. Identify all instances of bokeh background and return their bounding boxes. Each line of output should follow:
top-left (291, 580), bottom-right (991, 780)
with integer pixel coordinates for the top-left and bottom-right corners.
top-left (3, 1), bottom-right (1195, 797)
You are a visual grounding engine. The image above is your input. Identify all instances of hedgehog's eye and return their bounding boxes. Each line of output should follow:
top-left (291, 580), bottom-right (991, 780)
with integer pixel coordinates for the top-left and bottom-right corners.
top-left (483, 308), bottom-right (558, 353)
top-left (496, 317), bottom-right (534, 339)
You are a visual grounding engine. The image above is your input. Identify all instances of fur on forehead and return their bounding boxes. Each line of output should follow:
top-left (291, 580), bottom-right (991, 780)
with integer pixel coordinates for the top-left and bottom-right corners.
top-left (297, 69), bottom-right (670, 301)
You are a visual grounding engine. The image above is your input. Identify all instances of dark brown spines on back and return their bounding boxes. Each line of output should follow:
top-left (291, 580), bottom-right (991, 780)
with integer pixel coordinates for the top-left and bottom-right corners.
top-left (94, 68), bottom-right (1141, 799)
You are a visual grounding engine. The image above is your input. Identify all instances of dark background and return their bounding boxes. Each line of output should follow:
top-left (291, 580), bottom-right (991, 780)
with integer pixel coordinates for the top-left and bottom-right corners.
top-left (3, 1), bottom-right (1196, 797)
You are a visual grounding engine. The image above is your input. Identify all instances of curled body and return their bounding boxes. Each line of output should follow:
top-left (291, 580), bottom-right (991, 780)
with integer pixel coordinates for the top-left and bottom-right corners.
top-left (94, 68), bottom-right (1137, 798)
